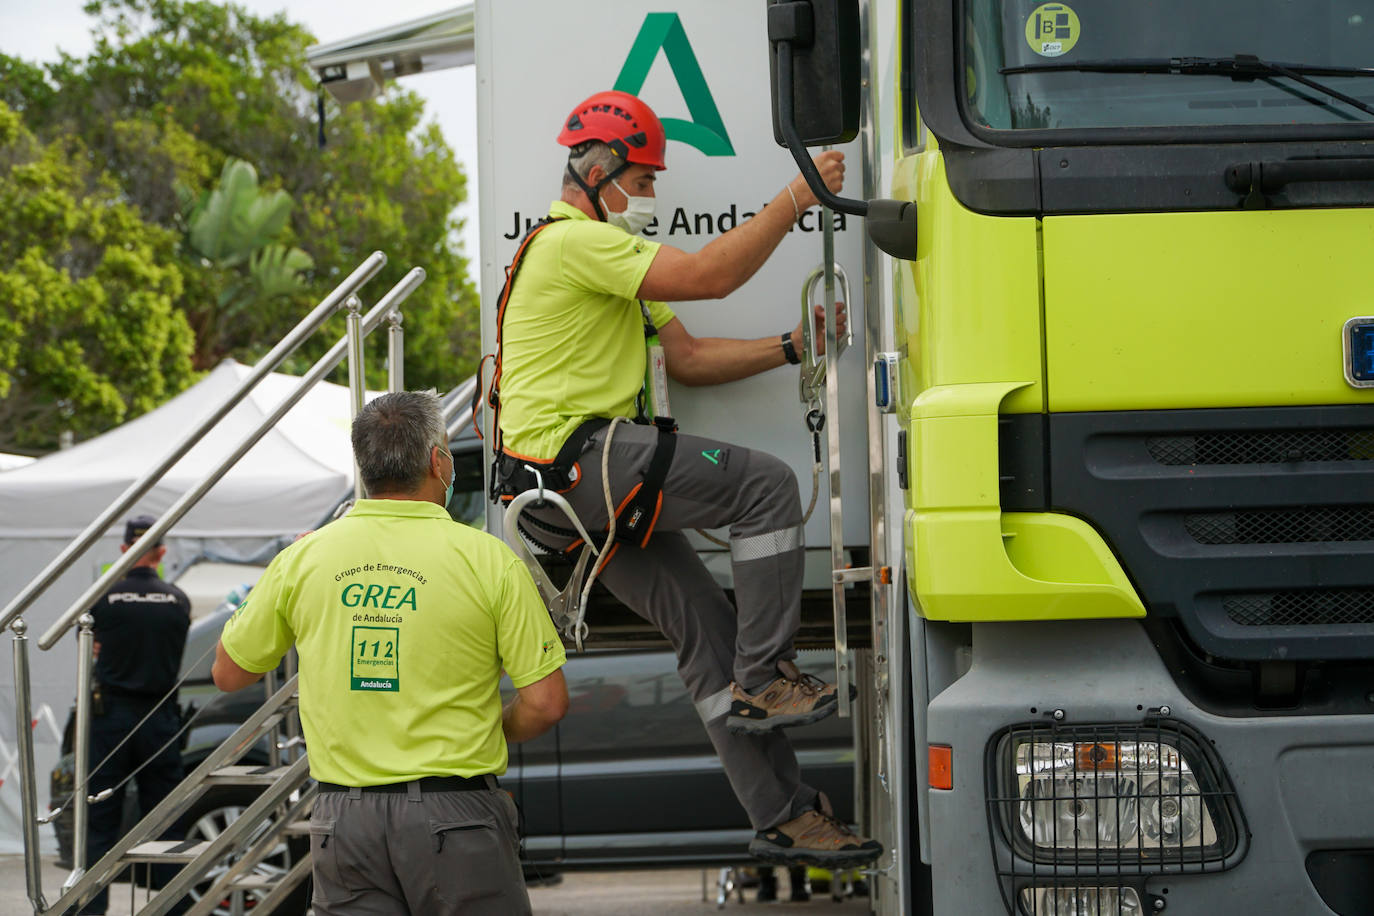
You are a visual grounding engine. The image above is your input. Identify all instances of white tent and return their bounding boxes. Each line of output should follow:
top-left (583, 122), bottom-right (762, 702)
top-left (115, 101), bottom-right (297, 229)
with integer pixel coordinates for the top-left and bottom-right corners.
top-left (0, 454), bottom-right (34, 472)
top-left (0, 359), bottom-right (371, 852)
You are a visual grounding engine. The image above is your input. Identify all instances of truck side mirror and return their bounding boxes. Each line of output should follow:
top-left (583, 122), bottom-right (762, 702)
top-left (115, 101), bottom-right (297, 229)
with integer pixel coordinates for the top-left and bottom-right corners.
top-left (768, 0), bottom-right (861, 149)
top-left (767, 0), bottom-right (918, 260)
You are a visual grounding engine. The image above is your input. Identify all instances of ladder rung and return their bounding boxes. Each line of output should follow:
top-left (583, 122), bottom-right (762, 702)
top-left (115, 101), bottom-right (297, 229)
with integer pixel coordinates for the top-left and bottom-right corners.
top-left (832, 566), bottom-right (874, 584)
top-left (206, 764), bottom-right (297, 786)
top-left (283, 819), bottom-right (312, 836)
top-left (124, 839), bottom-right (212, 863)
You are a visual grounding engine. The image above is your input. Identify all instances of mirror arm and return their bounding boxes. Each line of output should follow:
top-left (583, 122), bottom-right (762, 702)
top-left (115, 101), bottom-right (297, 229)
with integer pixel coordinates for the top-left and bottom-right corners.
top-left (774, 39), bottom-right (869, 218)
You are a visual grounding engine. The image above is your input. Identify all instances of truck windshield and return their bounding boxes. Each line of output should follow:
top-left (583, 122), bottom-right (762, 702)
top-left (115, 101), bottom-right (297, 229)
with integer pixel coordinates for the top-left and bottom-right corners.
top-left (964, 0), bottom-right (1374, 130)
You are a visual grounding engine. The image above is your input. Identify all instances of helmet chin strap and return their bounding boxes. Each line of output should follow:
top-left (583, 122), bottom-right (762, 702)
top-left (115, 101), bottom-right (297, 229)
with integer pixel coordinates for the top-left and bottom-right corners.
top-left (566, 159), bottom-right (629, 222)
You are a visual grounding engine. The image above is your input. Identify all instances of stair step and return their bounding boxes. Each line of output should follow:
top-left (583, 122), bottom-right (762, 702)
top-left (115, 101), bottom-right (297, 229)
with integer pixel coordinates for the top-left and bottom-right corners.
top-left (206, 764), bottom-right (296, 786)
top-left (228, 876), bottom-right (281, 890)
top-left (124, 839), bottom-right (212, 863)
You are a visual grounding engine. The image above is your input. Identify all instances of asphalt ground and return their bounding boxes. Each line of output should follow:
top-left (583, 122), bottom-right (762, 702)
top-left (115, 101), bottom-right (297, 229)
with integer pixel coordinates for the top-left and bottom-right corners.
top-left (0, 855), bottom-right (871, 915)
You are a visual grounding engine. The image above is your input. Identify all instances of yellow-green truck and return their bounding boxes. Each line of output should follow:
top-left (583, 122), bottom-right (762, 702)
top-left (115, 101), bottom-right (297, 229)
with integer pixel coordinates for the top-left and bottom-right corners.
top-left (771, 0), bottom-right (1374, 913)
top-left (315, 2), bottom-right (1374, 912)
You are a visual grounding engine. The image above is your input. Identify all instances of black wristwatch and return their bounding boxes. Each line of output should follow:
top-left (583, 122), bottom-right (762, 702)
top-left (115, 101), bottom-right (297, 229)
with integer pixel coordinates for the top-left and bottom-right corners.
top-left (780, 332), bottom-right (800, 365)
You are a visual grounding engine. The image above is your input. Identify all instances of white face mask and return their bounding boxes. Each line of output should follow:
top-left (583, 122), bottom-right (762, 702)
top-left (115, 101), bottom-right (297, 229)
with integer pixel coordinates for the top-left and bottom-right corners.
top-left (604, 178), bottom-right (656, 235)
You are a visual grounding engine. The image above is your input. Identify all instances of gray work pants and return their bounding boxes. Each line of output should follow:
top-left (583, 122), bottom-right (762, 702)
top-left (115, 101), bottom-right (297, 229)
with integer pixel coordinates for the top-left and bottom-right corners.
top-left (309, 781), bottom-right (529, 916)
top-left (527, 422), bottom-right (818, 830)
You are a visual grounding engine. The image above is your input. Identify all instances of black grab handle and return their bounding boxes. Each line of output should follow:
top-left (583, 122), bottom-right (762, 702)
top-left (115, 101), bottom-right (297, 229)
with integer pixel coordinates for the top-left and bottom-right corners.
top-left (1226, 157), bottom-right (1374, 195)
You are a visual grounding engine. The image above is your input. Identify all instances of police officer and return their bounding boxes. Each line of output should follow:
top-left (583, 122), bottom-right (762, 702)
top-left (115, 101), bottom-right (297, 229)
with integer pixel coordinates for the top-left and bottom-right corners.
top-left (81, 515), bottom-right (191, 915)
top-left (213, 390), bottom-right (568, 915)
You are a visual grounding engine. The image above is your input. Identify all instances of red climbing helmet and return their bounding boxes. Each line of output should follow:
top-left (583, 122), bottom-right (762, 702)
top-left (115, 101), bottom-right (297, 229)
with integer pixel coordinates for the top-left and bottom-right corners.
top-left (557, 90), bottom-right (667, 171)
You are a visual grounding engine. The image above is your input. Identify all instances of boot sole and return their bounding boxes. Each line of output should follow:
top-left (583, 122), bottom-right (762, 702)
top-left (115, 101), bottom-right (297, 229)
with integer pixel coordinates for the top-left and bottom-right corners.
top-left (724, 700), bottom-right (838, 735)
top-left (748, 838), bottom-right (882, 870)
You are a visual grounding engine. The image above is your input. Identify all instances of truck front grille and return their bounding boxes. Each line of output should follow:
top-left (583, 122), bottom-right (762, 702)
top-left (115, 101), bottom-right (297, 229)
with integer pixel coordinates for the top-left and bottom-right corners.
top-left (1185, 508), bottom-right (1374, 545)
top-left (1148, 429), bottom-right (1374, 466)
top-left (1034, 405), bottom-right (1374, 661)
top-left (1225, 589), bottom-right (1374, 627)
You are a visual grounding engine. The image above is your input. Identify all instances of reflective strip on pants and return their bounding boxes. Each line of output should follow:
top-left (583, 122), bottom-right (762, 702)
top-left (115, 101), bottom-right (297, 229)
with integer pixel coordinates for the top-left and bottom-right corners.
top-left (694, 686), bottom-right (734, 724)
top-left (730, 526), bottom-right (803, 563)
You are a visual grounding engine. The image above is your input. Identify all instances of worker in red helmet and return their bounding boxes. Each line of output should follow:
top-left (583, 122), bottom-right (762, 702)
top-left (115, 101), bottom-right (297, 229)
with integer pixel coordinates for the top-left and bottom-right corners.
top-left (556, 90), bottom-right (667, 223)
top-left (488, 90), bottom-right (880, 870)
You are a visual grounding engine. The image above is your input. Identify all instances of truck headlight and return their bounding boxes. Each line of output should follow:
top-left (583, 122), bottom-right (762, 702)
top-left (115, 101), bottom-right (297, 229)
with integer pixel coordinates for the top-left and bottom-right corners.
top-left (1018, 885), bottom-right (1143, 916)
top-left (991, 723), bottom-right (1240, 866)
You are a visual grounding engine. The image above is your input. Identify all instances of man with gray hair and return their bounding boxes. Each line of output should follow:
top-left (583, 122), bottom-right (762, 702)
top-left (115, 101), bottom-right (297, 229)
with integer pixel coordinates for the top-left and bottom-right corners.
top-left (213, 390), bottom-right (568, 916)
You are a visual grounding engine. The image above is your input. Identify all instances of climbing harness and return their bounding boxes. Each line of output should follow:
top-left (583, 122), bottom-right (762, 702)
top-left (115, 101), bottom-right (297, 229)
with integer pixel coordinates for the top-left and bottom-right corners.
top-left (480, 215), bottom-right (679, 650)
top-left (502, 416), bottom-right (650, 651)
top-left (470, 215), bottom-right (565, 482)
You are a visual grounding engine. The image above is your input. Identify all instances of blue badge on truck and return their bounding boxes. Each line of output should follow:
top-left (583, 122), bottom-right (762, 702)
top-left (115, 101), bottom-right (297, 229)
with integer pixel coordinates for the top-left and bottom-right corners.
top-left (1344, 317), bottom-right (1374, 388)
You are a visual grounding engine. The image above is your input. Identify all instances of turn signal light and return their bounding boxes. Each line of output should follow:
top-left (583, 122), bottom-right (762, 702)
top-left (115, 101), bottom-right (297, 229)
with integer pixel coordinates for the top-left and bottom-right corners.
top-left (929, 744), bottom-right (953, 790)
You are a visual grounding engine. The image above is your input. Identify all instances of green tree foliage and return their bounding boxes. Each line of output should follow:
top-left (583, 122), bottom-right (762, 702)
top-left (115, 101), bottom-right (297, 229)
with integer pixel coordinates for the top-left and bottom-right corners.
top-left (1, 0), bottom-right (477, 444)
top-left (0, 102), bottom-right (196, 451)
top-left (183, 158), bottom-right (315, 366)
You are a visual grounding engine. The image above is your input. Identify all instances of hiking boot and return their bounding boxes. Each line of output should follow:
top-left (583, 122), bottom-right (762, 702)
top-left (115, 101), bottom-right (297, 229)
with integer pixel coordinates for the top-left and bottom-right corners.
top-left (749, 792), bottom-right (883, 870)
top-left (726, 660), bottom-right (842, 734)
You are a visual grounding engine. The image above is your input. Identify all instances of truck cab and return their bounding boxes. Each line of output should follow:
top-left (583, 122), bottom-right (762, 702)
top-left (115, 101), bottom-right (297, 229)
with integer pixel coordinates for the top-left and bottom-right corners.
top-left (853, 1), bottom-right (1374, 913)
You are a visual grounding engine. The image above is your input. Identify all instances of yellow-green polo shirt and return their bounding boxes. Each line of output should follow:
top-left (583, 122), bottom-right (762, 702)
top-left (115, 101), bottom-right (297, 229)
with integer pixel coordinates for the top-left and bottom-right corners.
top-left (498, 200), bottom-right (677, 461)
top-left (219, 499), bottom-right (565, 786)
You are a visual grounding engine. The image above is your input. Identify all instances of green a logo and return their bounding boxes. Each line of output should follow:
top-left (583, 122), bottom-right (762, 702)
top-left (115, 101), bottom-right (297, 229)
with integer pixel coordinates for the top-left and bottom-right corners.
top-left (614, 13), bottom-right (735, 157)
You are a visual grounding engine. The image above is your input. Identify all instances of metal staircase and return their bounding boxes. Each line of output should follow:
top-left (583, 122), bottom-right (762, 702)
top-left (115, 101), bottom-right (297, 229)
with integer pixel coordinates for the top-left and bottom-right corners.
top-left (1, 251), bottom-right (438, 915)
top-left (50, 678), bottom-right (311, 916)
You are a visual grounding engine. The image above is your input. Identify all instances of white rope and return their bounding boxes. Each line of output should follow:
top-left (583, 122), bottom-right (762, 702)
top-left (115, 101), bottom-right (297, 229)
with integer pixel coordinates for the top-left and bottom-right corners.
top-left (572, 416), bottom-right (629, 649)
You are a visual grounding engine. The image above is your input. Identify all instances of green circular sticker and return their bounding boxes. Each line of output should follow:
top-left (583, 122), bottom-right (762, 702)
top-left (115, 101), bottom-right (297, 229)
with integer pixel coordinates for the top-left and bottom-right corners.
top-left (1025, 3), bottom-right (1080, 58)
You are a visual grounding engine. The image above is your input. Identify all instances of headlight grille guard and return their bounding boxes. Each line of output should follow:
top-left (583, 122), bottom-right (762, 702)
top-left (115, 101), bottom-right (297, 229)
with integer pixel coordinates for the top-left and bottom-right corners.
top-left (984, 717), bottom-right (1250, 916)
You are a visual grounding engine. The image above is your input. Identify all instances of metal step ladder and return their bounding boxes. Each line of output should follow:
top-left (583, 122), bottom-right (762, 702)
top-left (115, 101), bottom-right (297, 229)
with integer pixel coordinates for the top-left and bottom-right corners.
top-left (800, 180), bottom-right (908, 913)
top-left (798, 210), bottom-right (873, 719)
top-left (45, 676), bottom-right (313, 916)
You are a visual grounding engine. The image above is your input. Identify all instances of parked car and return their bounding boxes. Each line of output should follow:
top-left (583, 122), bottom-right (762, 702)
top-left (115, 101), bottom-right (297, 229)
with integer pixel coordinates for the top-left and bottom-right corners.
top-left (50, 429), bottom-right (858, 913)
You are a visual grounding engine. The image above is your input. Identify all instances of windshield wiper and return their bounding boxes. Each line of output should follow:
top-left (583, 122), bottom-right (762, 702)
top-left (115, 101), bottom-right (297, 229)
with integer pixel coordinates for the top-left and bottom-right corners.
top-left (1001, 54), bottom-right (1374, 117)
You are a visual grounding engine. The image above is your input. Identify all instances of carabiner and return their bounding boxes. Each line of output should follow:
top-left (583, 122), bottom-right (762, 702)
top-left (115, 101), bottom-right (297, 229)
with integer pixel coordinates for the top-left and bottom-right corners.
top-left (523, 464), bottom-right (546, 502)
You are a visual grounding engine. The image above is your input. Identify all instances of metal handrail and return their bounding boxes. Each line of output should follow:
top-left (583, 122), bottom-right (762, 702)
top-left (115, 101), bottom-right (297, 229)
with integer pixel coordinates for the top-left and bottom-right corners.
top-left (387, 309), bottom-right (405, 392)
top-left (45, 677), bottom-right (305, 915)
top-left (10, 620), bottom-right (46, 913)
top-left (38, 266), bottom-right (426, 650)
top-left (798, 262), bottom-right (853, 405)
top-left (346, 295), bottom-right (368, 500)
top-left (820, 206), bottom-right (855, 718)
top-left (442, 376), bottom-right (479, 440)
top-left (181, 782), bottom-right (319, 916)
top-left (66, 617), bottom-right (95, 897)
top-left (0, 252), bottom-right (388, 633)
